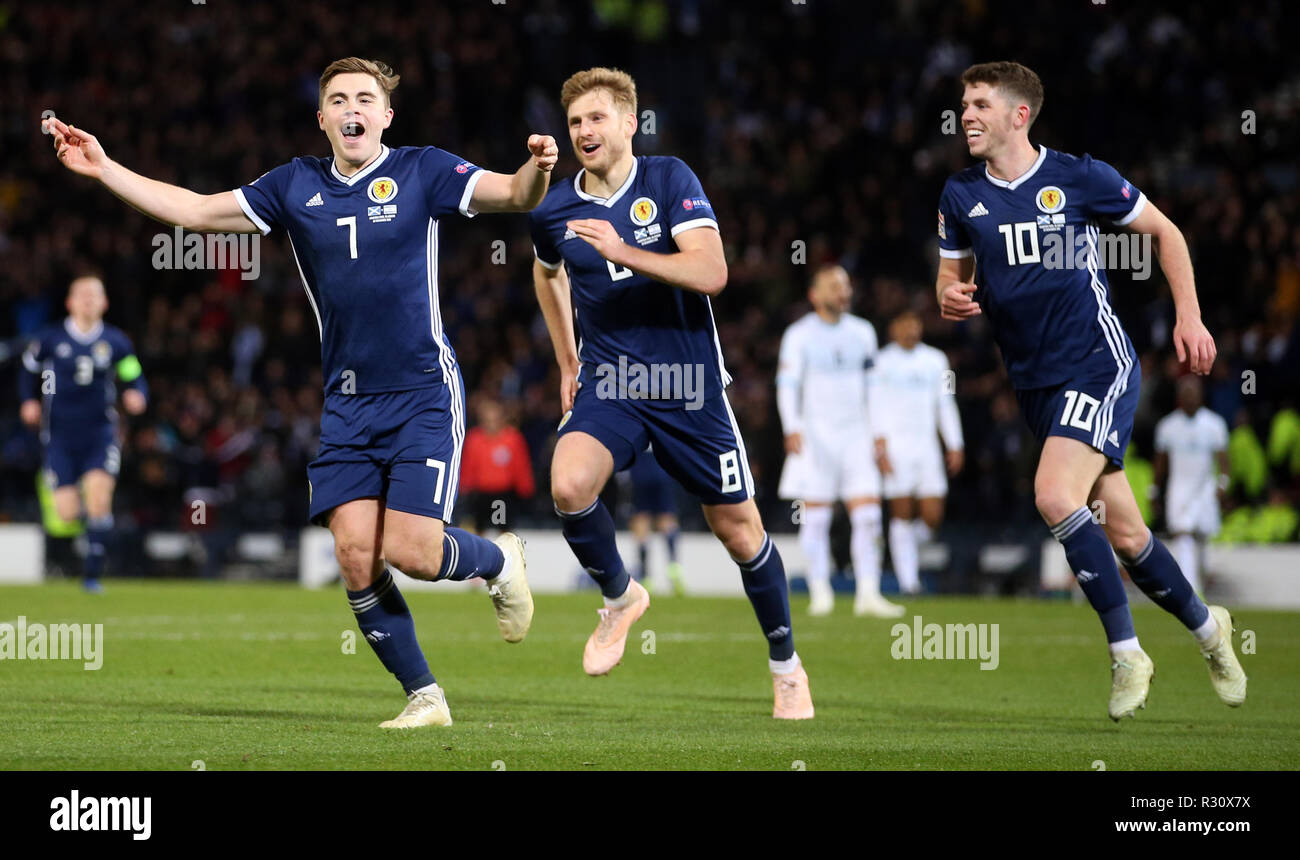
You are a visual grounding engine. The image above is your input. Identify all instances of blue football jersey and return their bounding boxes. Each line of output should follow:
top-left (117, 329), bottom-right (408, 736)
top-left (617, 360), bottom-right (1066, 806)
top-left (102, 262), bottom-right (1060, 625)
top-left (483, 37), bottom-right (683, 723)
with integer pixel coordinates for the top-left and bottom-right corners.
top-left (235, 144), bottom-right (483, 394)
top-left (20, 319), bottom-right (144, 441)
top-left (938, 146), bottom-right (1145, 389)
top-left (529, 156), bottom-right (730, 403)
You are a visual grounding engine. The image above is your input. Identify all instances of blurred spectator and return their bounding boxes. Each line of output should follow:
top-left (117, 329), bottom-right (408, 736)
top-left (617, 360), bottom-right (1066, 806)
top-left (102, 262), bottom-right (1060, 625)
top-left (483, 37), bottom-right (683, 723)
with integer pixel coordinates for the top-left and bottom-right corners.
top-left (458, 397), bottom-right (535, 532)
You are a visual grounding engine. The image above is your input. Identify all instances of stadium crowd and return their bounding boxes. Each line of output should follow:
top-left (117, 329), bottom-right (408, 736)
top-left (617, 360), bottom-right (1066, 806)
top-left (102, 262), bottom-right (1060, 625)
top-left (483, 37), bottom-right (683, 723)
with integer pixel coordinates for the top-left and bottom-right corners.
top-left (2, 1), bottom-right (1298, 566)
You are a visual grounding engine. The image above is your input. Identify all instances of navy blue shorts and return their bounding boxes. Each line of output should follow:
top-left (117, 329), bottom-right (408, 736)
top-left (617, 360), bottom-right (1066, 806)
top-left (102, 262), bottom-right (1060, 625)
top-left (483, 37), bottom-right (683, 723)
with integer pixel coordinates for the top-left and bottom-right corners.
top-left (559, 384), bottom-right (753, 506)
top-left (628, 449), bottom-right (678, 515)
top-left (1015, 359), bottom-right (1140, 469)
top-left (44, 428), bottom-right (120, 488)
top-left (308, 377), bottom-right (464, 526)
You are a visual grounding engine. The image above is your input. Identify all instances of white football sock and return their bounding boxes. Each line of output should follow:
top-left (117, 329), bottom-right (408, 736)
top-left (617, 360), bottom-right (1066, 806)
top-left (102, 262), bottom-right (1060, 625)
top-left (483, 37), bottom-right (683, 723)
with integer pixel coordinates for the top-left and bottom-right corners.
top-left (769, 652), bottom-right (801, 675)
top-left (1108, 637), bottom-right (1141, 657)
top-left (890, 517), bottom-right (921, 593)
top-left (799, 506), bottom-right (834, 590)
top-left (1171, 534), bottom-right (1200, 594)
top-left (850, 503), bottom-right (883, 597)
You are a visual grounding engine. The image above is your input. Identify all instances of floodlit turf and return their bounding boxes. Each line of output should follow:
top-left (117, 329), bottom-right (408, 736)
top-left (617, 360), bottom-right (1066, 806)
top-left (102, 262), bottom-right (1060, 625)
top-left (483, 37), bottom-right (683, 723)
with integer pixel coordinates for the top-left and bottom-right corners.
top-left (1, 580), bottom-right (1296, 770)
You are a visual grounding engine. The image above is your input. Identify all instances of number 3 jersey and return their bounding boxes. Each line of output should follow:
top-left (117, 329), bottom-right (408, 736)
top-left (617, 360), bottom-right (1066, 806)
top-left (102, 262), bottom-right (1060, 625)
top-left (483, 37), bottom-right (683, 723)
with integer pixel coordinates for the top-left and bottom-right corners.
top-left (235, 144), bottom-right (484, 395)
top-left (937, 145), bottom-right (1146, 391)
top-left (528, 156), bottom-right (730, 405)
top-left (20, 319), bottom-right (146, 444)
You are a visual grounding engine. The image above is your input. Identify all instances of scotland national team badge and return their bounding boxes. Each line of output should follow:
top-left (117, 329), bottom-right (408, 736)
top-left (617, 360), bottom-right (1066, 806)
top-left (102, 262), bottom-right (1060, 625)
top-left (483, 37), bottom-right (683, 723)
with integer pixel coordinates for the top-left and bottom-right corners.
top-left (629, 196), bottom-right (657, 226)
top-left (92, 340), bottom-right (113, 367)
top-left (367, 177), bottom-right (398, 204)
top-left (1036, 185), bottom-right (1065, 214)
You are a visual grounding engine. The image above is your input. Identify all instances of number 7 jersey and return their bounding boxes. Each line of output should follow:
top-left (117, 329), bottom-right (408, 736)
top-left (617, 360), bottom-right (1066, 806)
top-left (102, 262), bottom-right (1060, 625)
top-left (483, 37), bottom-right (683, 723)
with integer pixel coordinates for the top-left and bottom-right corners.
top-left (937, 145), bottom-right (1145, 390)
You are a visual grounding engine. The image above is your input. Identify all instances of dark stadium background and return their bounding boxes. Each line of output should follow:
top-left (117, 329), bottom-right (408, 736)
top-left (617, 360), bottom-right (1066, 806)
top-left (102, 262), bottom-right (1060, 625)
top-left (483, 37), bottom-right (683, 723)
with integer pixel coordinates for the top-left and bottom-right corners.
top-left (2, 0), bottom-right (1297, 580)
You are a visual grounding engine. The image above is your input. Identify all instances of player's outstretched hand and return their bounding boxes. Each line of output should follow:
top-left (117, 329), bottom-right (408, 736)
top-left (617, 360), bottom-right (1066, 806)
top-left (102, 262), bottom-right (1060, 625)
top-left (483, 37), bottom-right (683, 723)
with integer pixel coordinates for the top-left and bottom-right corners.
top-left (567, 219), bottom-right (626, 264)
top-left (122, 389), bottom-right (147, 416)
top-left (43, 116), bottom-right (108, 180)
top-left (1173, 315), bottom-right (1216, 376)
top-left (19, 399), bottom-right (40, 428)
top-left (939, 281), bottom-right (981, 321)
top-left (528, 134), bottom-right (559, 173)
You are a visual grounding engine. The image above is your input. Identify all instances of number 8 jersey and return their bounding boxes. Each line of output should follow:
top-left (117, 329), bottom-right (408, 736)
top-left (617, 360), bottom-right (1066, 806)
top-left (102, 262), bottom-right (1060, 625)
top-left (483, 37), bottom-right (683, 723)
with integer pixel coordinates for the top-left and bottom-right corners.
top-left (937, 145), bottom-right (1145, 390)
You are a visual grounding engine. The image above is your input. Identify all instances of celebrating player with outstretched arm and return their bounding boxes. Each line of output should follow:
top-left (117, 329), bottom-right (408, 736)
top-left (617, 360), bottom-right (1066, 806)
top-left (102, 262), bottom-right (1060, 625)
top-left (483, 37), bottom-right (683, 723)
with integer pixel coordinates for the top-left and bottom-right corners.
top-left (46, 57), bottom-right (561, 729)
top-left (531, 67), bottom-right (813, 719)
top-left (936, 62), bottom-right (1245, 720)
top-left (19, 275), bottom-right (148, 592)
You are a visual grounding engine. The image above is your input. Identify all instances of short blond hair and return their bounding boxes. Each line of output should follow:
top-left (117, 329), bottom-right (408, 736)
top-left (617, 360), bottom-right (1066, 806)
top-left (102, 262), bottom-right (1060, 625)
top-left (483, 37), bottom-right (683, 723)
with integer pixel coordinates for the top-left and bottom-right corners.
top-left (319, 57), bottom-right (400, 107)
top-left (560, 67), bottom-right (637, 117)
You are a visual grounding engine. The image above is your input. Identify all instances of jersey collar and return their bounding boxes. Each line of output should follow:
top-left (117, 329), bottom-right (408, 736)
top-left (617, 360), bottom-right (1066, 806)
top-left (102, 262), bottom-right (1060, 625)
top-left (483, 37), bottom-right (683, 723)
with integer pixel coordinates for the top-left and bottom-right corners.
top-left (64, 317), bottom-right (103, 344)
top-left (984, 144), bottom-right (1047, 190)
top-left (573, 158), bottom-right (638, 207)
top-left (330, 144), bottom-right (391, 187)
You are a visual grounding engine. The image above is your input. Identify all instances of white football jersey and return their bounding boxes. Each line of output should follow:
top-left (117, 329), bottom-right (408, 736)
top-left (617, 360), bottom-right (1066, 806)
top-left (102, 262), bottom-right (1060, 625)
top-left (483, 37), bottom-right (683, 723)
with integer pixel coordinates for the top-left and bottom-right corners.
top-left (776, 312), bottom-right (877, 441)
top-left (1155, 407), bottom-right (1228, 496)
top-left (868, 341), bottom-right (963, 455)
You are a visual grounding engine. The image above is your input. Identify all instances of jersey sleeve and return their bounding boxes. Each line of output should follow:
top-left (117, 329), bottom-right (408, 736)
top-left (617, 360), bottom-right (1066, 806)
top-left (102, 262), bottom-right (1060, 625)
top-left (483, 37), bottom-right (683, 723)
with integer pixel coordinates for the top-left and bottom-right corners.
top-left (1083, 157), bottom-right (1146, 226)
top-left (529, 208), bottom-right (563, 270)
top-left (1211, 414), bottom-right (1230, 451)
top-left (775, 325), bottom-right (805, 434)
top-left (935, 352), bottom-right (964, 450)
top-left (1154, 417), bottom-right (1171, 453)
top-left (234, 162), bottom-right (295, 236)
top-left (937, 180), bottom-right (972, 259)
top-left (110, 329), bottom-right (148, 399)
top-left (418, 147), bottom-right (486, 219)
top-left (663, 158), bottom-right (719, 240)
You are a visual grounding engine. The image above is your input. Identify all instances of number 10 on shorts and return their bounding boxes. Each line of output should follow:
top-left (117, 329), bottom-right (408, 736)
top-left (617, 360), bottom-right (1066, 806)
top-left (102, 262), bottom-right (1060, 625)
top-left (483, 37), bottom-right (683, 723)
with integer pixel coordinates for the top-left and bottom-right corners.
top-left (1060, 390), bottom-right (1100, 432)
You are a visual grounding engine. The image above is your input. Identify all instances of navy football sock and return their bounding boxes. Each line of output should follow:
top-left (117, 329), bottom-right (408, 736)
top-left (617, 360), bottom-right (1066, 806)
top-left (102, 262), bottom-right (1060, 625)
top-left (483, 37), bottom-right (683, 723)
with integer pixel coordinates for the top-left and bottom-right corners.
top-left (664, 527), bottom-right (679, 562)
top-left (1119, 531), bottom-right (1210, 631)
top-left (84, 514), bottom-right (113, 581)
top-left (736, 534), bottom-right (795, 661)
top-left (436, 527), bottom-right (505, 581)
top-left (557, 499), bottom-right (630, 599)
top-left (348, 568), bottom-right (435, 693)
top-left (1051, 508), bottom-right (1136, 645)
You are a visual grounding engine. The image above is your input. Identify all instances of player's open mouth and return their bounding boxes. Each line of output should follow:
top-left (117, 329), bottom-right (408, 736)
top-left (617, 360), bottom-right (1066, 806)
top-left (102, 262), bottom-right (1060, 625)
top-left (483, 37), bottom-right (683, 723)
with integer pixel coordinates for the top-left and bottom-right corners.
top-left (965, 129), bottom-right (983, 140)
top-left (342, 121), bottom-right (366, 141)
top-left (581, 142), bottom-right (601, 156)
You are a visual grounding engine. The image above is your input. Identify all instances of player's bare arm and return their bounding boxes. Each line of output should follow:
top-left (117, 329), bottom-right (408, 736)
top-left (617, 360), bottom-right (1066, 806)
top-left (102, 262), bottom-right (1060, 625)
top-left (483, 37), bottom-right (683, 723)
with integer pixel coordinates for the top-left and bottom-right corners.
top-left (532, 258), bottom-right (580, 413)
top-left (936, 255), bottom-right (980, 320)
top-left (1125, 202), bottom-right (1216, 376)
top-left (44, 116), bottom-right (258, 234)
top-left (566, 220), bottom-right (727, 296)
top-left (470, 135), bottom-right (559, 213)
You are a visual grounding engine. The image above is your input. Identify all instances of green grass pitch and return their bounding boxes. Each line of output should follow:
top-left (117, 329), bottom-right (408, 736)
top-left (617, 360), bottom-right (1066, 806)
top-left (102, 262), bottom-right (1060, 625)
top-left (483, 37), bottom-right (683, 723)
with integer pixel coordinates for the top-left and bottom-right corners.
top-left (1, 581), bottom-right (1296, 770)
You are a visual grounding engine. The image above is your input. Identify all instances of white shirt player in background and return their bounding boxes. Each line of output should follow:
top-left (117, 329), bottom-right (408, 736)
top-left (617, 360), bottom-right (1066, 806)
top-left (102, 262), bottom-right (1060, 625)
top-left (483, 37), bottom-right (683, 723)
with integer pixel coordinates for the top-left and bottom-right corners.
top-left (1153, 376), bottom-right (1229, 594)
top-left (869, 310), bottom-right (964, 594)
top-left (777, 264), bottom-right (903, 618)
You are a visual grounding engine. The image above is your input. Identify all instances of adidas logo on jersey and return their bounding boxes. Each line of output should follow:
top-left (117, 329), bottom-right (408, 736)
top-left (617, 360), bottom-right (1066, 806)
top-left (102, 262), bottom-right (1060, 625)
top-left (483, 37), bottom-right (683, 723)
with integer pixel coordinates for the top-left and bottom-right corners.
top-left (305, 192), bottom-right (324, 207)
top-left (968, 202), bottom-right (989, 217)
